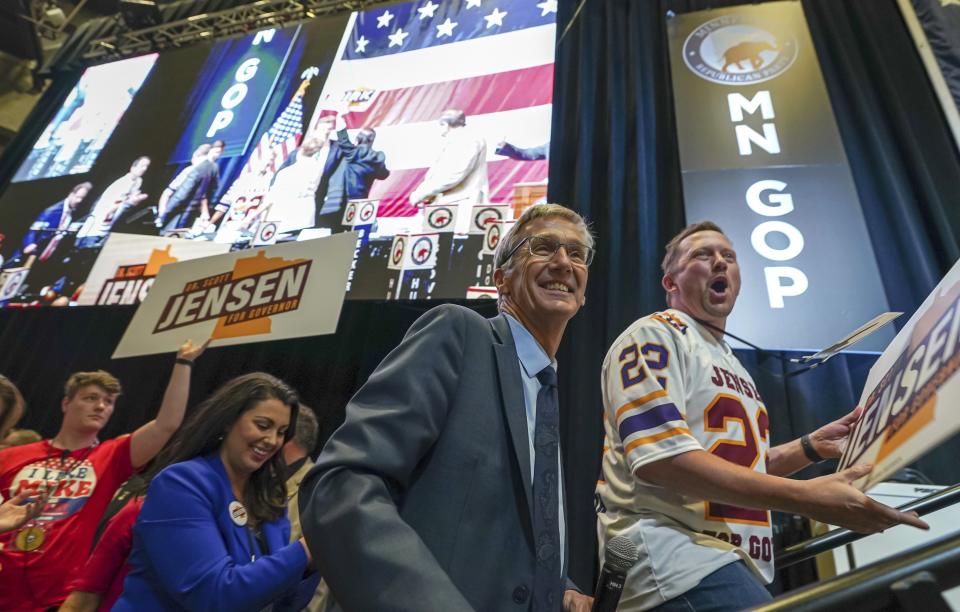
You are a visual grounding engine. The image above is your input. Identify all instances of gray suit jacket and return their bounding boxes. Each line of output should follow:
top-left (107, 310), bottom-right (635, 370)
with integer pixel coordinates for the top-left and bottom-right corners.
top-left (300, 304), bottom-right (575, 611)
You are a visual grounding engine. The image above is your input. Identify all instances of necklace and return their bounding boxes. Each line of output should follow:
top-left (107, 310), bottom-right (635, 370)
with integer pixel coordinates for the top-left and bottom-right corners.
top-left (13, 439), bottom-right (97, 552)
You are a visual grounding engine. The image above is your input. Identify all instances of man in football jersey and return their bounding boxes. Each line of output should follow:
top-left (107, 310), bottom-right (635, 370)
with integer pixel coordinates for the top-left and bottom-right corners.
top-left (597, 221), bottom-right (928, 611)
top-left (0, 339), bottom-right (207, 611)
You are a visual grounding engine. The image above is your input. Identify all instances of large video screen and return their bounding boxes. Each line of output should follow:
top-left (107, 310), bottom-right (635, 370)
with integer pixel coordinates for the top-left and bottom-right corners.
top-left (0, 0), bottom-right (555, 306)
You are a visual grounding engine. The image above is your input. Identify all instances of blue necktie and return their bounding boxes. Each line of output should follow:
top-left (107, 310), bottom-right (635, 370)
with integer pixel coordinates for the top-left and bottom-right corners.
top-left (533, 365), bottom-right (561, 611)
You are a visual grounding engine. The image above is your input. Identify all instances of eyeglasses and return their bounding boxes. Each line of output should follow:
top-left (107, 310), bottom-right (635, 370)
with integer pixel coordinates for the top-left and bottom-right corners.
top-left (505, 234), bottom-right (595, 267)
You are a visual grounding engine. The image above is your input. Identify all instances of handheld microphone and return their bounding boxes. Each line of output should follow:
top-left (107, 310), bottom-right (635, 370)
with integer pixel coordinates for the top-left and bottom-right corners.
top-left (591, 536), bottom-right (639, 612)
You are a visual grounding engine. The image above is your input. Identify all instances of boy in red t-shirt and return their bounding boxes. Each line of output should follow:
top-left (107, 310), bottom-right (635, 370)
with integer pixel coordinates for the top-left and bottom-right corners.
top-left (0, 339), bottom-right (207, 611)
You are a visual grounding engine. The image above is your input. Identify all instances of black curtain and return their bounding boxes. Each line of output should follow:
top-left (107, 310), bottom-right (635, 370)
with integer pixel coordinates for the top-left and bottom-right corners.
top-left (550, 0), bottom-right (960, 590)
top-left (0, 300), bottom-right (497, 450)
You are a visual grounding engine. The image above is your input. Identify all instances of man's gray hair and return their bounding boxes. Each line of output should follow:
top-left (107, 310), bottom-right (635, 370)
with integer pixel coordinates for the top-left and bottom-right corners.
top-left (292, 404), bottom-right (319, 453)
top-left (493, 203), bottom-right (593, 272)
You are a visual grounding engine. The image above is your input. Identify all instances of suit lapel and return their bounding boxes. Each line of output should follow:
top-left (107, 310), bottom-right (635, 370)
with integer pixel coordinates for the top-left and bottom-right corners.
top-left (490, 315), bottom-right (534, 523)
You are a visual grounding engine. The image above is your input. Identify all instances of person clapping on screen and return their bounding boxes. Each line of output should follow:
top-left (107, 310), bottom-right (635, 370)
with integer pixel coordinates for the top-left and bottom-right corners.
top-left (113, 373), bottom-right (318, 612)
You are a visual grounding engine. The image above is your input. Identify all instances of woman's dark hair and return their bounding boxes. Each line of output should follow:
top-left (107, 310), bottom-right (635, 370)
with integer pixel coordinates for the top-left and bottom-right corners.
top-left (144, 372), bottom-right (299, 523)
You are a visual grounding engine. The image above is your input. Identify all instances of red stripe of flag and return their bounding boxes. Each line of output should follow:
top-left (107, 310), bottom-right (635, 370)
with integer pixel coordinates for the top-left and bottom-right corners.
top-left (373, 158), bottom-right (548, 217)
top-left (343, 63), bottom-right (554, 129)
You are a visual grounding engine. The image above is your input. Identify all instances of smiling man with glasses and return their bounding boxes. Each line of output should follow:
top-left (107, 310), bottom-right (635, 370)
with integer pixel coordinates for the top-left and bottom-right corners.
top-left (301, 203), bottom-right (594, 612)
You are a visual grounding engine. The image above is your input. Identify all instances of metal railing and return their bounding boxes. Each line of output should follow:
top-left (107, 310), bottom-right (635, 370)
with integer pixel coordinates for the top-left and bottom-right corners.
top-left (775, 483), bottom-right (960, 569)
top-left (753, 530), bottom-right (960, 611)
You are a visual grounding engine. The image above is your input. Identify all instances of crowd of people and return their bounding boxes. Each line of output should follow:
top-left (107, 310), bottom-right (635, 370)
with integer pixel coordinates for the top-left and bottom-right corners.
top-left (0, 203), bottom-right (929, 612)
top-left (0, 99), bottom-right (395, 304)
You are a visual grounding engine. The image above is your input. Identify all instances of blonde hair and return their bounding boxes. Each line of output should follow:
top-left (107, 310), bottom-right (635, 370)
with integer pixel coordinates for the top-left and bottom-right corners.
top-left (64, 370), bottom-right (122, 400)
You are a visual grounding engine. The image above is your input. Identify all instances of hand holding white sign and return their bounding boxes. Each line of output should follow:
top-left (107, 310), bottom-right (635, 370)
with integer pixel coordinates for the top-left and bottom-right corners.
top-left (808, 406), bottom-right (862, 460)
top-left (176, 337), bottom-right (211, 364)
top-left (113, 234), bottom-right (357, 358)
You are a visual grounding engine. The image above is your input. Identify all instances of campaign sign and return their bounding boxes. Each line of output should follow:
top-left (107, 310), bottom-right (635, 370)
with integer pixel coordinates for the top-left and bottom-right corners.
top-left (482, 220), bottom-right (516, 255)
top-left (470, 204), bottom-right (511, 236)
top-left (113, 232), bottom-right (358, 357)
top-left (77, 234), bottom-right (230, 306)
top-left (387, 233), bottom-right (439, 271)
top-left (0, 268), bottom-right (29, 302)
top-left (342, 199), bottom-right (380, 227)
top-left (423, 203), bottom-right (459, 234)
top-left (839, 258), bottom-right (960, 490)
top-left (253, 222), bottom-right (279, 246)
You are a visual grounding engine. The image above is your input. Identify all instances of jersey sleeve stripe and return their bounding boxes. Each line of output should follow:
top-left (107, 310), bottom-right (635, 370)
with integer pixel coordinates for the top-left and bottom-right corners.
top-left (618, 402), bottom-right (684, 441)
top-left (623, 427), bottom-right (693, 454)
top-left (614, 389), bottom-right (669, 421)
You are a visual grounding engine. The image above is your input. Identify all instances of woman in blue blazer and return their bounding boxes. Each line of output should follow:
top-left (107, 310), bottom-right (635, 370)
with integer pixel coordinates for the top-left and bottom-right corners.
top-left (113, 373), bottom-right (318, 611)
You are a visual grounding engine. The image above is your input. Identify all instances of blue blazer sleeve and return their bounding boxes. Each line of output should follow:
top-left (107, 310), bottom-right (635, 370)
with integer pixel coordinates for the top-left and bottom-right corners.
top-left (137, 461), bottom-right (310, 611)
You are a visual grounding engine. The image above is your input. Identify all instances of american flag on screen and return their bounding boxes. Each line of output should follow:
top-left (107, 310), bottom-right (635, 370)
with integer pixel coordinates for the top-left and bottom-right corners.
top-left (219, 77), bottom-right (309, 209)
top-left (318, 0), bottom-right (557, 218)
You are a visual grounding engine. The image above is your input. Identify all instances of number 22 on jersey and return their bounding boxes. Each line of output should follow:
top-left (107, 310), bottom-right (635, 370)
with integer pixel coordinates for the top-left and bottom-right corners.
top-left (703, 394), bottom-right (770, 526)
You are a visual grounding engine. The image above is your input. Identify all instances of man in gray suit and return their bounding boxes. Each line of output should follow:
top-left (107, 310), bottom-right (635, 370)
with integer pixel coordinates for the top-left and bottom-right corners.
top-left (300, 203), bottom-right (595, 611)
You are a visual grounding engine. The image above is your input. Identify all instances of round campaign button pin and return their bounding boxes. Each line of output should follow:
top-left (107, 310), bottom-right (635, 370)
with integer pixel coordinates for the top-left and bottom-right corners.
top-left (229, 501), bottom-right (248, 526)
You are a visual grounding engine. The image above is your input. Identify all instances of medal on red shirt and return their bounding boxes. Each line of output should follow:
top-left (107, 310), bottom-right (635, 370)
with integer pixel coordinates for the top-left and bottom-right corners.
top-left (14, 524), bottom-right (45, 551)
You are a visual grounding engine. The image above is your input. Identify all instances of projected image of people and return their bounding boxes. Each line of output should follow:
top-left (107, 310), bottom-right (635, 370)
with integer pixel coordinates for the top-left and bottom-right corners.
top-left (0, 182), bottom-right (93, 304)
top-left (75, 156), bottom-right (151, 249)
top-left (344, 127), bottom-right (390, 200)
top-left (226, 97), bottom-right (389, 241)
top-left (254, 114), bottom-right (345, 235)
top-left (156, 141), bottom-right (223, 235)
top-left (11, 182), bottom-right (92, 265)
top-left (12, 55), bottom-right (157, 183)
top-left (0, 0), bottom-right (560, 306)
top-left (409, 109), bottom-right (489, 234)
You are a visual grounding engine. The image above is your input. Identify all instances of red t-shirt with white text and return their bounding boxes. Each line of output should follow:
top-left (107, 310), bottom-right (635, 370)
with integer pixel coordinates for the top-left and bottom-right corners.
top-left (0, 436), bottom-right (134, 611)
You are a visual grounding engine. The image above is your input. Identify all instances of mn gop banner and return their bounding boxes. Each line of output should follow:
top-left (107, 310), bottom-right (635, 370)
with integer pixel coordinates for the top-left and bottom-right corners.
top-left (839, 258), bottom-right (960, 490)
top-left (667, 2), bottom-right (892, 351)
top-left (170, 27), bottom-right (302, 162)
top-left (113, 232), bottom-right (357, 358)
top-left (76, 234), bottom-right (230, 306)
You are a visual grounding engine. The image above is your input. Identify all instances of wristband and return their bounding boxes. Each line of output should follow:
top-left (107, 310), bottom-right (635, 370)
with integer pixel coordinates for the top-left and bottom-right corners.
top-left (175, 358), bottom-right (194, 367)
top-left (800, 433), bottom-right (824, 463)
